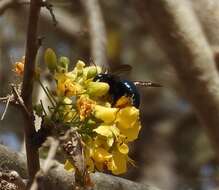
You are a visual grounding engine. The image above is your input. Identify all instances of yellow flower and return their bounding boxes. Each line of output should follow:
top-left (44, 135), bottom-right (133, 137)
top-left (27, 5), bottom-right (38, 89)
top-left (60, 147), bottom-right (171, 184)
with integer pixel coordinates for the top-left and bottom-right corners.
top-left (94, 105), bottom-right (118, 124)
top-left (116, 106), bottom-right (139, 129)
top-left (116, 135), bottom-right (129, 154)
top-left (93, 124), bottom-right (119, 138)
top-left (119, 121), bottom-right (141, 142)
top-left (93, 136), bottom-right (110, 150)
top-left (76, 95), bottom-right (95, 120)
top-left (13, 62), bottom-right (24, 76)
top-left (13, 57), bottom-right (25, 76)
top-left (55, 73), bottom-right (83, 97)
top-left (107, 151), bottom-right (127, 175)
top-left (115, 106), bottom-right (141, 141)
top-left (85, 138), bottom-right (112, 171)
top-left (93, 124), bottom-right (119, 147)
top-left (59, 97), bottom-right (78, 122)
top-left (117, 143), bottom-right (129, 154)
top-left (92, 147), bottom-right (112, 163)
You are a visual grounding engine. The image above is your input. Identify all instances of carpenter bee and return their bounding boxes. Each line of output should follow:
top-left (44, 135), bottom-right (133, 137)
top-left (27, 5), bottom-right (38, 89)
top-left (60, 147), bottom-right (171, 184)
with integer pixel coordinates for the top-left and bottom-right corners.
top-left (93, 65), bottom-right (161, 108)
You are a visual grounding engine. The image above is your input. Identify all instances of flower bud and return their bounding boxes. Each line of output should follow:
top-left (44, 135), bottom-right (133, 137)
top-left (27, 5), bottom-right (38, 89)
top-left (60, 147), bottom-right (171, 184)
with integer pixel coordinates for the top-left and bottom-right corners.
top-left (44, 48), bottom-right (57, 73)
top-left (86, 66), bottom-right (98, 79)
top-left (87, 82), bottom-right (109, 97)
top-left (76, 60), bottom-right (85, 70)
top-left (75, 60), bottom-right (85, 76)
top-left (58, 57), bottom-right (70, 73)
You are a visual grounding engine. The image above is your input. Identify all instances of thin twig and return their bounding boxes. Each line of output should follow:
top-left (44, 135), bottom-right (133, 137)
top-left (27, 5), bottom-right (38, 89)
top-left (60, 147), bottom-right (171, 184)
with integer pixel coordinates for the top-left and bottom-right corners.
top-left (80, 0), bottom-right (108, 68)
top-left (30, 137), bottom-right (59, 190)
top-left (11, 85), bottom-right (31, 117)
top-left (1, 95), bottom-right (12, 120)
top-left (21, 0), bottom-right (42, 184)
top-left (37, 79), bottom-right (56, 107)
top-left (42, 138), bottom-right (59, 172)
top-left (0, 96), bottom-right (10, 101)
top-left (0, 0), bottom-right (83, 39)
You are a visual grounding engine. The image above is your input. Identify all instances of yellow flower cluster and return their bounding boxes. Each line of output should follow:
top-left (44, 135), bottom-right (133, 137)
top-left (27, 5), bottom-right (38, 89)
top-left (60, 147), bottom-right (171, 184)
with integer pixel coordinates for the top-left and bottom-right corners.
top-left (85, 105), bottom-right (141, 174)
top-left (43, 49), bottom-right (142, 175)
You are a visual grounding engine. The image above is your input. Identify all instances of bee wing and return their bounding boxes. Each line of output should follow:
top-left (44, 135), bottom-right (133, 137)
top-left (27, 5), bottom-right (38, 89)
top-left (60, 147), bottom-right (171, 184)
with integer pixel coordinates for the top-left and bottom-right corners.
top-left (110, 64), bottom-right (132, 76)
top-left (134, 81), bottom-right (162, 87)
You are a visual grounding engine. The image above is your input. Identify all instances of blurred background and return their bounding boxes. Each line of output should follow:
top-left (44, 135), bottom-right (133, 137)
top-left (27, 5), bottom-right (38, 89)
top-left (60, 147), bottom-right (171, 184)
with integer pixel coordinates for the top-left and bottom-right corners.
top-left (0, 1), bottom-right (218, 190)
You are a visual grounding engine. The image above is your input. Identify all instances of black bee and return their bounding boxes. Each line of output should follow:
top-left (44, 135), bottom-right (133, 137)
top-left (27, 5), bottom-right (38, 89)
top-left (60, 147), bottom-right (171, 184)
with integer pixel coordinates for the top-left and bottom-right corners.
top-left (93, 72), bottom-right (161, 108)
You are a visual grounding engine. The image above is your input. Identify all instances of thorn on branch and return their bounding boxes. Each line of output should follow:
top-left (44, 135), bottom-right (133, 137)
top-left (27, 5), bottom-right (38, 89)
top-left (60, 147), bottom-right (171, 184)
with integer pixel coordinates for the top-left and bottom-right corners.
top-left (11, 84), bottom-right (31, 118)
top-left (0, 95), bottom-right (12, 121)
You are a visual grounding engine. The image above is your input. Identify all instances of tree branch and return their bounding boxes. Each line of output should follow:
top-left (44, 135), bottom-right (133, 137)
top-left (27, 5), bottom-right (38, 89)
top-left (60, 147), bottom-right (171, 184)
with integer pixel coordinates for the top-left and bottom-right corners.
top-left (0, 144), bottom-right (160, 190)
top-left (80, 0), bottom-right (108, 68)
top-left (138, 0), bottom-right (219, 159)
top-left (21, 0), bottom-right (41, 183)
top-left (192, 0), bottom-right (219, 45)
top-left (0, 0), bottom-right (83, 40)
top-left (0, 0), bottom-right (15, 15)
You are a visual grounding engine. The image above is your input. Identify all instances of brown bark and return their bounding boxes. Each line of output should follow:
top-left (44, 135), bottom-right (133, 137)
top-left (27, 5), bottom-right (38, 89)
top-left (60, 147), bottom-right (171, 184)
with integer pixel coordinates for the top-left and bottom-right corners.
top-left (21, 0), bottom-right (41, 183)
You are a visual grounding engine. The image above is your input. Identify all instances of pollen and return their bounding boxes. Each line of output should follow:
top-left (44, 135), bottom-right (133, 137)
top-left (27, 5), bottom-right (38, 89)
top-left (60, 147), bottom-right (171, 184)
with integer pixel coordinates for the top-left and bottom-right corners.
top-left (77, 95), bottom-right (96, 121)
top-left (114, 96), bottom-right (132, 108)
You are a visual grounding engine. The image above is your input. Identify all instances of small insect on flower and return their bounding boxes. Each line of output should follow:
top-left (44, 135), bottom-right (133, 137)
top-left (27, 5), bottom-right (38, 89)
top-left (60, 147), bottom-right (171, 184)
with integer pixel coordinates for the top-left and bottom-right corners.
top-left (93, 65), bottom-right (162, 108)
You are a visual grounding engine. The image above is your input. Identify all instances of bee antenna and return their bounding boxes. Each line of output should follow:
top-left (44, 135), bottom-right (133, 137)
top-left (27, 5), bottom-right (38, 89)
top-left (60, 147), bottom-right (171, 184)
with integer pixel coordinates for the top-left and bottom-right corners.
top-left (89, 57), bottom-right (95, 66)
top-left (134, 81), bottom-right (162, 87)
top-left (89, 57), bottom-right (109, 74)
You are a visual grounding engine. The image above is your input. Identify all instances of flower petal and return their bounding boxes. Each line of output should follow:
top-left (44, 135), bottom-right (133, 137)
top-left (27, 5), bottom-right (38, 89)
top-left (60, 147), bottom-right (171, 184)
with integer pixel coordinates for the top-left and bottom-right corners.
top-left (107, 151), bottom-right (127, 175)
top-left (117, 143), bottom-right (129, 154)
top-left (119, 121), bottom-right (141, 142)
top-left (116, 106), bottom-right (139, 129)
top-left (93, 125), bottom-right (113, 137)
top-left (92, 147), bottom-right (112, 163)
top-left (94, 105), bottom-right (118, 123)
